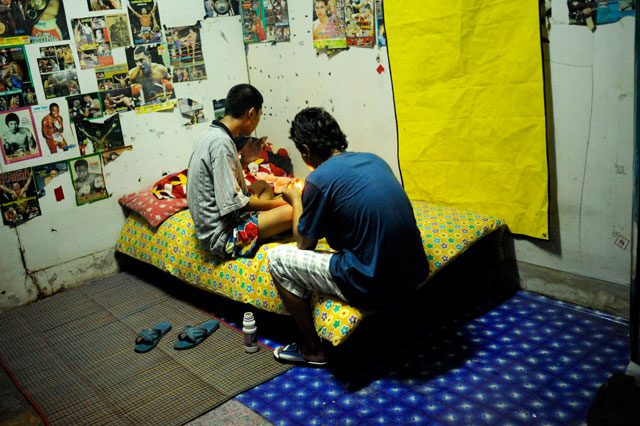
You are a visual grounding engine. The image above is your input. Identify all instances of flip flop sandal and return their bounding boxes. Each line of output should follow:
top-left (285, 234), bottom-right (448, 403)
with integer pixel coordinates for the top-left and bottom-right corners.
top-left (134, 321), bottom-right (172, 353)
top-left (174, 319), bottom-right (220, 350)
top-left (273, 342), bottom-right (328, 367)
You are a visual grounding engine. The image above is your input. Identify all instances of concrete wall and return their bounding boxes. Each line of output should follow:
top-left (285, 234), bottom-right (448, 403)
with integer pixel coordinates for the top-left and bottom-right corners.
top-left (514, 0), bottom-right (635, 286)
top-left (0, 0), bottom-right (248, 311)
top-left (249, 0), bottom-right (636, 287)
top-left (0, 0), bottom-right (636, 311)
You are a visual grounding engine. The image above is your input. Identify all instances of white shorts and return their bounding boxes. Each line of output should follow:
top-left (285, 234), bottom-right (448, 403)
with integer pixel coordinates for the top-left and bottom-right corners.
top-left (268, 245), bottom-right (347, 301)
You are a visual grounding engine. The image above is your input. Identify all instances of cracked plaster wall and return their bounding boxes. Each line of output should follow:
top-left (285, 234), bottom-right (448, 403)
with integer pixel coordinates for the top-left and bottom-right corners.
top-left (0, 0), bottom-right (636, 312)
top-left (513, 1), bottom-right (635, 286)
top-left (0, 0), bottom-right (248, 311)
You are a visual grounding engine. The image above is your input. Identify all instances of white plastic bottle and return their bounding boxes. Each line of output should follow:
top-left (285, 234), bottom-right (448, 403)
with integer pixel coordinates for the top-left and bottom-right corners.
top-left (243, 312), bottom-right (259, 353)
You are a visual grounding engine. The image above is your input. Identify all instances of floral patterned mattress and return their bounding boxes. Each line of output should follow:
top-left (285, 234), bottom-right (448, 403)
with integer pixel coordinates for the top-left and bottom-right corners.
top-left (115, 200), bottom-right (504, 346)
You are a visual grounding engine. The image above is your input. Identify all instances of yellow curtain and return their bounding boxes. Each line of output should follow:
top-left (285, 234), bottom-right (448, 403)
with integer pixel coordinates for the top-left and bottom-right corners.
top-left (386, 1), bottom-right (549, 239)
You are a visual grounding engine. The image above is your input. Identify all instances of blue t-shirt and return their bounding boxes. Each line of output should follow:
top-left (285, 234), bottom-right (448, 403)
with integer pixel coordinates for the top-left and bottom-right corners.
top-left (298, 152), bottom-right (429, 310)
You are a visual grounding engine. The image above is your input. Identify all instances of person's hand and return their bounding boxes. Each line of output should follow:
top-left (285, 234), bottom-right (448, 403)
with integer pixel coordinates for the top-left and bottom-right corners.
top-left (280, 187), bottom-right (301, 206)
top-left (78, 183), bottom-right (91, 197)
top-left (93, 176), bottom-right (104, 189)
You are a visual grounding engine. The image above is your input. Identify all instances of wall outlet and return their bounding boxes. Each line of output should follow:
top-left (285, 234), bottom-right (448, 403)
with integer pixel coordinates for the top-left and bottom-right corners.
top-left (614, 234), bottom-right (630, 250)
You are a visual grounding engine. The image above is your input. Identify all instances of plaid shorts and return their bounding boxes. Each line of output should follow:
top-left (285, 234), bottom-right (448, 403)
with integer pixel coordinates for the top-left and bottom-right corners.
top-left (225, 212), bottom-right (260, 258)
top-left (268, 245), bottom-right (347, 301)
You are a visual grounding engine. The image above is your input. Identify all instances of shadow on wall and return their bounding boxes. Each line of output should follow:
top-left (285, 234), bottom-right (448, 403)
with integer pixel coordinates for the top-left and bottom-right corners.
top-left (514, 33), bottom-right (561, 255)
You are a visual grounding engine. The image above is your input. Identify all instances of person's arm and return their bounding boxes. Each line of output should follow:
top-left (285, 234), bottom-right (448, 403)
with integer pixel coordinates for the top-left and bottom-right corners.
top-left (159, 64), bottom-right (168, 80)
top-left (128, 67), bottom-right (140, 81)
top-left (42, 117), bottom-right (53, 139)
top-left (0, 184), bottom-right (16, 198)
top-left (18, 173), bottom-right (32, 197)
top-left (26, 130), bottom-right (35, 150)
top-left (79, 127), bottom-right (96, 142)
top-left (128, 5), bottom-right (141, 18)
top-left (242, 196), bottom-right (287, 212)
top-left (281, 187), bottom-right (317, 250)
top-left (101, 122), bottom-right (118, 141)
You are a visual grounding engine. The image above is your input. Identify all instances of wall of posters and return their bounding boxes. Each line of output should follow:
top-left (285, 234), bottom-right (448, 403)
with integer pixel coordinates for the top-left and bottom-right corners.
top-left (241, 0), bottom-right (267, 43)
top-left (105, 14), bottom-right (131, 48)
top-left (0, 107), bottom-right (40, 164)
top-left (178, 98), bottom-right (205, 125)
top-left (96, 64), bottom-right (136, 113)
top-left (71, 16), bottom-right (115, 69)
top-left (0, 167), bottom-right (40, 226)
top-left (69, 154), bottom-right (108, 205)
top-left (311, 0), bottom-right (347, 49)
top-left (31, 102), bottom-right (77, 157)
top-left (205, 0), bottom-right (240, 17)
top-left (0, 45), bottom-right (34, 109)
top-left (127, 0), bottom-right (163, 45)
top-left (265, 0), bottom-right (290, 42)
top-left (100, 87), bottom-right (134, 114)
top-left (38, 44), bottom-right (80, 99)
top-left (67, 92), bottom-right (103, 123)
top-left (345, 0), bottom-right (374, 46)
top-left (213, 98), bottom-right (225, 120)
top-left (95, 63), bottom-right (128, 90)
top-left (32, 160), bottom-right (68, 198)
top-left (375, 0), bottom-right (385, 47)
top-left (88, 0), bottom-right (122, 11)
top-left (0, 0), bottom-right (70, 45)
top-left (74, 114), bottom-right (124, 155)
top-left (166, 24), bottom-right (206, 82)
top-left (125, 43), bottom-right (175, 112)
top-left (101, 144), bottom-right (131, 165)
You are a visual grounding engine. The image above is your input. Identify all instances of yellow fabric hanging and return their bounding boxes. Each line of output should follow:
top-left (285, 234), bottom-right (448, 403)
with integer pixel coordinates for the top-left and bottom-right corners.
top-left (385, 0), bottom-right (549, 239)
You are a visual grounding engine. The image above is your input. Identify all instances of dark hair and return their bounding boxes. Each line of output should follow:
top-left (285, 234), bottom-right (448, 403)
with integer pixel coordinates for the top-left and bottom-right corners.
top-left (74, 159), bottom-right (88, 170)
top-left (5, 113), bottom-right (19, 125)
top-left (233, 134), bottom-right (253, 151)
top-left (49, 103), bottom-right (59, 111)
top-left (289, 107), bottom-right (347, 159)
top-left (224, 84), bottom-right (263, 118)
top-left (133, 46), bottom-right (150, 57)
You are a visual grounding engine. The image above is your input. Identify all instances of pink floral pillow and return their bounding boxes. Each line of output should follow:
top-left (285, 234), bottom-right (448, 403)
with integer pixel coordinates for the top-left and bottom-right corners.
top-left (118, 185), bottom-right (188, 227)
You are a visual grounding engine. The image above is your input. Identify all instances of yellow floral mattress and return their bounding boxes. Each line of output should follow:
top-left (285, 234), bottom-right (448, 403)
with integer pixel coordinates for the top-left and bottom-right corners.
top-left (115, 200), bottom-right (504, 346)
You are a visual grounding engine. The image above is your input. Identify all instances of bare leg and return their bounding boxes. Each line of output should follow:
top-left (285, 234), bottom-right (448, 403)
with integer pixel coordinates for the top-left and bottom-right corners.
top-left (273, 279), bottom-right (326, 362)
top-left (249, 180), bottom-right (274, 200)
top-left (257, 204), bottom-right (292, 240)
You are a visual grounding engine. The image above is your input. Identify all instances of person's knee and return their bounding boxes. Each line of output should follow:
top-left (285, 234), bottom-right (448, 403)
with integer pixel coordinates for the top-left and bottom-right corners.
top-left (267, 246), bottom-right (284, 275)
top-left (267, 245), bottom-right (295, 277)
top-left (250, 180), bottom-right (272, 198)
top-left (279, 203), bottom-right (293, 221)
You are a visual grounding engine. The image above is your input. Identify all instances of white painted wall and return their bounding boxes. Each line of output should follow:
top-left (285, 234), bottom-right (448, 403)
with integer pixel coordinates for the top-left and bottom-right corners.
top-left (514, 0), bottom-right (635, 285)
top-left (0, 0), bottom-right (636, 311)
top-left (247, 11), bottom-right (399, 179)
top-left (0, 0), bottom-right (248, 311)
top-left (249, 0), bottom-right (636, 286)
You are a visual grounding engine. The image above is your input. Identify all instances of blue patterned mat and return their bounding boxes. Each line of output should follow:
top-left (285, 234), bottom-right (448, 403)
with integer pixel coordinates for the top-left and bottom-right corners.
top-left (235, 290), bottom-right (628, 425)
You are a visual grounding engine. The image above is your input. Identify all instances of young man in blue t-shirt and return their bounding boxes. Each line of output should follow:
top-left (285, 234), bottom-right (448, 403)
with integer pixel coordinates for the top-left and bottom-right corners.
top-left (270, 107), bottom-right (429, 366)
